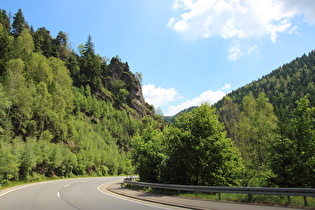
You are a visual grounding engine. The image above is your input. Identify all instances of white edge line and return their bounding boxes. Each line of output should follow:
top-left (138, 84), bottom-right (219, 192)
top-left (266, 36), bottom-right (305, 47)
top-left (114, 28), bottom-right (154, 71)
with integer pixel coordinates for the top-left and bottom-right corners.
top-left (0, 185), bottom-right (31, 197)
top-left (0, 181), bottom-right (50, 197)
top-left (97, 183), bottom-right (170, 210)
top-left (0, 177), bottom-right (92, 197)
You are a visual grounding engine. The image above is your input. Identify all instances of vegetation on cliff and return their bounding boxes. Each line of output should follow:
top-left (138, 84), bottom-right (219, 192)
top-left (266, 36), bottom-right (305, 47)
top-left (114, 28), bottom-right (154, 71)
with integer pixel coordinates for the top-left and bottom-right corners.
top-left (0, 9), bottom-right (158, 184)
top-left (136, 49), bottom-right (315, 187)
top-left (1, 8), bottom-right (315, 189)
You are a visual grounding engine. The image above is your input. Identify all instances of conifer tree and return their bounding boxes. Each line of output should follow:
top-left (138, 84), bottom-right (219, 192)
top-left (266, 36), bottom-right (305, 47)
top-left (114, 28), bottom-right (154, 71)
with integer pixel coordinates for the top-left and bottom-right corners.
top-left (11, 9), bottom-right (27, 38)
top-left (0, 10), bottom-right (11, 34)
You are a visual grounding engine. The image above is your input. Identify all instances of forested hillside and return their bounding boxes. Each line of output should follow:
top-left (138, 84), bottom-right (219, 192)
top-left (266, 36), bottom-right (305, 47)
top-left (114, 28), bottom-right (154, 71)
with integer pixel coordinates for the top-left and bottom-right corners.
top-left (0, 9), bottom-right (158, 184)
top-left (212, 50), bottom-right (315, 187)
top-left (214, 50), bottom-right (315, 115)
top-left (134, 49), bottom-right (315, 187)
top-left (164, 106), bottom-right (196, 123)
top-left (1, 8), bottom-right (315, 189)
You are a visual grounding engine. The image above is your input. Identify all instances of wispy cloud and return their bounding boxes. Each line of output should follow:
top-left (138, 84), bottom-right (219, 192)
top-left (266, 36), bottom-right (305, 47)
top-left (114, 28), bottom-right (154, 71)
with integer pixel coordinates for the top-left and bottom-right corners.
top-left (168, 0), bottom-right (315, 59)
top-left (218, 83), bottom-right (231, 90)
top-left (165, 87), bottom-right (228, 116)
top-left (144, 83), bottom-right (231, 116)
top-left (228, 41), bottom-right (258, 61)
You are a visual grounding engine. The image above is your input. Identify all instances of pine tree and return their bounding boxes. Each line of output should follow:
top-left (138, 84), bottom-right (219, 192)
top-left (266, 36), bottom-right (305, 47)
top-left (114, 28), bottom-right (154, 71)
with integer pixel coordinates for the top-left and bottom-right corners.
top-left (0, 9), bottom-right (11, 34)
top-left (11, 9), bottom-right (28, 38)
top-left (79, 35), bottom-right (101, 89)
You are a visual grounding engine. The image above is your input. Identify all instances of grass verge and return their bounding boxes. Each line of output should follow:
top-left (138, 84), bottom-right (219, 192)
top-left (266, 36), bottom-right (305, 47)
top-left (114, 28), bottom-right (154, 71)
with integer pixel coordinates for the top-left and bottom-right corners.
top-left (124, 184), bottom-right (315, 209)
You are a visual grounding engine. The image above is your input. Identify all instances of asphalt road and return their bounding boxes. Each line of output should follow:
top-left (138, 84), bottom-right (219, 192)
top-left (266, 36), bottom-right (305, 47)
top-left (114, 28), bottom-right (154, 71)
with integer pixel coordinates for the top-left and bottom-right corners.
top-left (0, 177), bottom-right (174, 210)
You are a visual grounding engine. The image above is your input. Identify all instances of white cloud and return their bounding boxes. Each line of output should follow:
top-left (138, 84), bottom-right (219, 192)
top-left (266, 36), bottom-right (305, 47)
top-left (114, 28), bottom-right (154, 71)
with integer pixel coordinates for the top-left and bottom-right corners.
top-left (142, 84), bottom-right (180, 108)
top-left (280, 0), bottom-right (315, 24)
top-left (165, 89), bottom-right (226, 116)
top-left (288, 26), bottom-right (299, 34)
top-left (228, 42), bottom-right (242, 61)
top-left (228, 41), bottom-right (258, 60)
top-left (219, 83), bottom-right (231, 90)
top-left (168, 0), bottom-right (315, 59)
top-left (168, 0), bottom-right (295, 41)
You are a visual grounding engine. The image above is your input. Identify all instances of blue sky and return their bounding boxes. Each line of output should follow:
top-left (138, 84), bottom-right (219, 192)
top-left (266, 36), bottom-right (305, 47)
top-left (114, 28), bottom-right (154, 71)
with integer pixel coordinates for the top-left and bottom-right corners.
top-left (3, 0), bottom-right (315, 115)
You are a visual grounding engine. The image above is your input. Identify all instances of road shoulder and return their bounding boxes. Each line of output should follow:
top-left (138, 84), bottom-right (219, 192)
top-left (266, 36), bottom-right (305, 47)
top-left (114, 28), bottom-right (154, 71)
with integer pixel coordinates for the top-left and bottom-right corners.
top-left (101, 182), bottom-right (301, 210)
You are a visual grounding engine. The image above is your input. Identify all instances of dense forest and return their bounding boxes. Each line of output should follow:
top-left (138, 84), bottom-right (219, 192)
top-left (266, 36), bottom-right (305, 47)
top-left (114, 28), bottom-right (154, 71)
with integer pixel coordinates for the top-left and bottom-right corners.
top-left (1, 8), bottom-right (315, 189)
top-left (133, 48), bottom-right (315, 187)
top-left (212, 51), bottom-right (315, 187)
top-left (214, 50), bottom-right (315, 114)
top-left (0, 9), bottom-right (160, 184)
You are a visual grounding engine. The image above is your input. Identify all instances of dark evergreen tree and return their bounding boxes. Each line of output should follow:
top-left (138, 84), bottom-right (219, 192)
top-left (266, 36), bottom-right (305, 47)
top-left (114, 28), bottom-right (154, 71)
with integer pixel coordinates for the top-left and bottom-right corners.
top-left (0, 9), bottom-right (11, 34)
top-left (52, 31), bottom-right (69, 61)
top-left (79, 35), bottom-right (101, 89)
top-left (0, 23), bottom-right (11, 75)
top-left (11, 9), bottom-right (28, 38)
top-left (33, 27), bottom-right (53, 57)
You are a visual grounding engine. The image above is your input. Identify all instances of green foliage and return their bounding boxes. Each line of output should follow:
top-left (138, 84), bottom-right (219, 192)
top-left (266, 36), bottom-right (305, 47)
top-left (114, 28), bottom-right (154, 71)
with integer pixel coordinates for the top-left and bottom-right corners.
top-left (0, 10), bottom-right (11, 35)
top-left (16, 28), bottom-right (34, 57)
top-left (163, 103), bottom-right (243, 186)
top-left (270, 97), bottom-right (315, 187)
top-left (134, 103), bottom-right (244, 186)
top-left (0, 9), bottom-right (151, 185)
top-left (7, 8), bottom-right (315, 191)
top-left (11, 9), bottom-right (27, 38)
top-left (223, 93), bottom-right (277, 187)
top-left (0, 22), bottom-right (13, 74)
top-left (214, 50), bottom-right (315, 187)
top-left (132, 122), bottom-right (166, 182)
top-left (236, 93), bottom-right (278, 167)
top-left (0, 141), bottom-right (20, 183)
top-left (33, 27), bottom-right (54, 57)
top-left (215, 51), bottom-right (315, 120)
top-left (218, 96), bottom-right (240, 141)
top-left (78, 35), bottom-right (102, 89)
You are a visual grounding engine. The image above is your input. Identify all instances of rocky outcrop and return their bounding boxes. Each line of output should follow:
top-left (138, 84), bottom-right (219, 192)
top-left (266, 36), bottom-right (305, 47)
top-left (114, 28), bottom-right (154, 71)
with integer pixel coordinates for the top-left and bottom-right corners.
top-left (100, 57), bottom-right (153, 117)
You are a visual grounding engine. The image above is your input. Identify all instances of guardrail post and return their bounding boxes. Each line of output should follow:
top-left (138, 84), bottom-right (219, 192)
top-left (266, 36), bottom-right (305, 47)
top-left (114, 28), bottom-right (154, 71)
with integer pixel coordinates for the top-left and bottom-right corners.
top-left (247, 194), bottom-right (253, 202)
top-left (123, 180), bottom-right (315, 206)
top-left (304, 196), bottom-right (308, 207)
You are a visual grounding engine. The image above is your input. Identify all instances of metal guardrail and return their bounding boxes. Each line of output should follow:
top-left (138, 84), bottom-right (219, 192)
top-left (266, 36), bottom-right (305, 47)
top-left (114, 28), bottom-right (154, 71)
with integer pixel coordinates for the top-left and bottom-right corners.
top-left (124, 176), bottom-right (138, 182)
top-left (124, 180), bottom-right (315, 206)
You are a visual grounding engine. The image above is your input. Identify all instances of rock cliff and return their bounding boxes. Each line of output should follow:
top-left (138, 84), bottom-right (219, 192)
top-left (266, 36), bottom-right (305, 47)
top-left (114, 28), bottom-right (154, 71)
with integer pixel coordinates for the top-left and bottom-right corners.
top-left (99, 57), bottom-right (153, 117)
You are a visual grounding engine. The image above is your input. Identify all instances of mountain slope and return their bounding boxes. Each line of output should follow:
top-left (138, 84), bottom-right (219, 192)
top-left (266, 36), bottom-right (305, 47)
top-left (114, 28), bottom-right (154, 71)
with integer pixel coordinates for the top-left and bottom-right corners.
top-left (0, 8), bottom-right (158, 183)
top-left (214, 50), bottom-right (315, 115)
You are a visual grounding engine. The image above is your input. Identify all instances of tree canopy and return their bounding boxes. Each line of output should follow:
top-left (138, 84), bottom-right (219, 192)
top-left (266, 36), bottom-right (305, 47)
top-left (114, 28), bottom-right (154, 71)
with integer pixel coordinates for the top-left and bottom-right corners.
top-left (0, 8), bottom-right (155, 184)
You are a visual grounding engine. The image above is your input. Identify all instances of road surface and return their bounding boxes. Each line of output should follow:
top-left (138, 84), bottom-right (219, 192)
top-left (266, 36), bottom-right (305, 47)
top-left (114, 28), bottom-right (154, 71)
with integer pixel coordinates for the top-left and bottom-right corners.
top-left (0, 177), bottom-right (175, 210)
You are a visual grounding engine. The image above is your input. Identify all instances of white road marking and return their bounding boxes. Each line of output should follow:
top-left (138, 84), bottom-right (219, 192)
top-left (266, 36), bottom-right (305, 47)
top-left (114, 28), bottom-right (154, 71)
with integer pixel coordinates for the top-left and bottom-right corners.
top-left (0, 182), bottom-right (47, 197)
top-left (97, 183), bottom-right (172, 210)
top-left (57, 192), bottom-right (60, 197)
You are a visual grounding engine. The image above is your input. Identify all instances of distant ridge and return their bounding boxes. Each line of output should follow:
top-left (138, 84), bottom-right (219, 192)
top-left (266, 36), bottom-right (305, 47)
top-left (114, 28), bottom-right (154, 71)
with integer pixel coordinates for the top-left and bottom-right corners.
top-left (214, 50), bottom-right (315, 116)
top-left (164, 106), bottom-right (197, 122)
top-left (167, 50), bottom-right (315, 122)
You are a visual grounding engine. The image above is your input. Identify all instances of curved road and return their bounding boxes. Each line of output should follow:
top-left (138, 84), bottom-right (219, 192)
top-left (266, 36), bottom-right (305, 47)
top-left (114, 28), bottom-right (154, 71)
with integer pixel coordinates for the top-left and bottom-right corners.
top-left (0, 177), bottom-right (171, 210)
